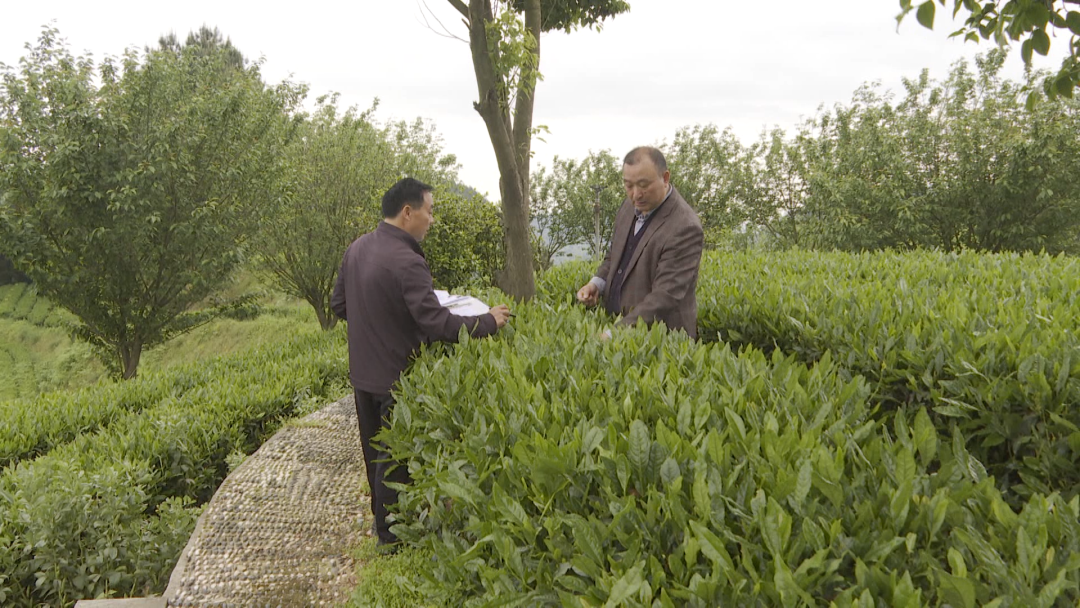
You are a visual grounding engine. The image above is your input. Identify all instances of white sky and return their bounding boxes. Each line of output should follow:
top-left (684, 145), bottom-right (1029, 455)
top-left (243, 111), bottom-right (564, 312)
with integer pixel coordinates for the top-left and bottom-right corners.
top-left (1, 1), bottom-right (1071, 200)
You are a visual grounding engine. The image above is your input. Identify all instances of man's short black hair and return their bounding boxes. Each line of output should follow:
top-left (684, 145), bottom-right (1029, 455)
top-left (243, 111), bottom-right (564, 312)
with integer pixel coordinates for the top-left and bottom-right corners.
top-left (623, 146), bottom-right (668, 174)
top-left (382, 177), bottom-right (434, 218)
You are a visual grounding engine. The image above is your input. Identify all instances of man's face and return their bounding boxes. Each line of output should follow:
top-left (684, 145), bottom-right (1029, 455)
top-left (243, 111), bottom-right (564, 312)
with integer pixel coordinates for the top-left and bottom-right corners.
top-left (408, 191), bottom-right (436, 242)
top-left (623, 159), bottom-right (670, 214)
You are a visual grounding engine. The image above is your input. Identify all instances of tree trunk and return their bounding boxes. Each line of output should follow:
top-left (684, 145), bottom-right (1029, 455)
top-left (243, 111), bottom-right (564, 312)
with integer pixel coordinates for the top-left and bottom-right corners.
top-left (119, 341), bottom-right (143, 380)
top-left (499, 177), bottom-right (536, 299)
top-left (313, 300), bottom-right (338, 331)
top-left (463, 0), bottom-right (538, 300)
top-left (304, 287), bottom-right (338, 331)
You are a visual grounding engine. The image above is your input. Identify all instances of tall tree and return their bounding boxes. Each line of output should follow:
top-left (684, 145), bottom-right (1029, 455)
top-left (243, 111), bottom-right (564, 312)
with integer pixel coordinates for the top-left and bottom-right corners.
top-left (385, 116), bottom-right (462, 186)
top-left (254, 97), bottom-right (396, 331)
top-left (898, 0), bottom-right (1080, 98)
top-left (253, 95), bottom-right (505, 328)
top-left (904, 51), bottom-right (1080, 251)
top-left (0, 253), bottom-right (28, 285)
top-left (742, 128), bottom-right (809, 247)
top-left (444, 0), bottom-right (629, 299)
top-left (793, 50), bottom-right (1080, 252)
top-left (0, 29), bottom-right (301, 378)
top-left (796, 82), bottom-right (928, 251)
top-left (529, 190), bottom-right (579, 271)
top-left (422, 188), bottom-right (506, 290)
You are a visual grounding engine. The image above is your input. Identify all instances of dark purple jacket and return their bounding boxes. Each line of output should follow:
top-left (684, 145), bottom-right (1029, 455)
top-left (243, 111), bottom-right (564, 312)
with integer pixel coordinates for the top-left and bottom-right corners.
top-left (330, 222), bottom-right (497, 394)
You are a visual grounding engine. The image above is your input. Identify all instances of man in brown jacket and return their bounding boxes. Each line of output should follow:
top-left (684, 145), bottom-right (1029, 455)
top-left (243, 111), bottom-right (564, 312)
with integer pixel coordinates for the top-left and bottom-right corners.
top-left (576, 147), bottom-right (704, 338)
top-left (331, 177), bottom-right (511, 547)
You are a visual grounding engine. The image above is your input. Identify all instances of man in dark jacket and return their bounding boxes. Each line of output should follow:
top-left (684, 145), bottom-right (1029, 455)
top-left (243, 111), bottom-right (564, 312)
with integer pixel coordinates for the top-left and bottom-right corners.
top-left (331, 177), bottom-right (511, 547)
top-left (576, 147), bottom-right (704, 338)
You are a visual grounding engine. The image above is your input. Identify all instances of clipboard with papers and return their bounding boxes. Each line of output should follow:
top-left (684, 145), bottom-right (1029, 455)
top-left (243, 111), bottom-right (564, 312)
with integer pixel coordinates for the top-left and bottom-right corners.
top-left (434, 290), bottom-right (491, 317)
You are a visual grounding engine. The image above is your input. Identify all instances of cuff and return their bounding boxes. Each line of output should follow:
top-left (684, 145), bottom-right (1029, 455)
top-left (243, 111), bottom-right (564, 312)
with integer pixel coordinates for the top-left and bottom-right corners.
top-left (589, 276), bottom-right (607, 294)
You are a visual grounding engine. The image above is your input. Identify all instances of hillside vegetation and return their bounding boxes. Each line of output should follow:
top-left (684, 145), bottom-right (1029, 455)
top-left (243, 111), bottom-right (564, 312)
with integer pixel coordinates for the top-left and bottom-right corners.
top-left (0, 280), bottom-right (317, 400)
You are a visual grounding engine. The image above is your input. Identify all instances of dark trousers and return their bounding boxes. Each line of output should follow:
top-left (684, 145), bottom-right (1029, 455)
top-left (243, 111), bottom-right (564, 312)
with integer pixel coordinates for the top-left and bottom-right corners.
top-left (354, 389), bottom-right (411, 545)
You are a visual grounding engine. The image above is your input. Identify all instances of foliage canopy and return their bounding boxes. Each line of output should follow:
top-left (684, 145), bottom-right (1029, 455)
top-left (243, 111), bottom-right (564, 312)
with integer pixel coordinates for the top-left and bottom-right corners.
top-left (0, 29), bottom-right (302, 378)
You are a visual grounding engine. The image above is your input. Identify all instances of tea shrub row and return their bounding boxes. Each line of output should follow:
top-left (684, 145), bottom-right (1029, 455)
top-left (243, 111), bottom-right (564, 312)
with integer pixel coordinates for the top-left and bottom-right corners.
top-left (383, 300), bottom-right (1080, 606)
top-left (694, 250), bottom-right (1080, 502)
top-left (0, 330), bottom-right (349, 606)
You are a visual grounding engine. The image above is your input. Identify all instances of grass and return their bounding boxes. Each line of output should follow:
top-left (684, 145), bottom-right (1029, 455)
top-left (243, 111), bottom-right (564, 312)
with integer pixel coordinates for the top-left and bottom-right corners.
top-left (0, 274), bottom-right (324, 401)
top-left (139, 309), bottom-right (315, 371)
top-left (0, 317), bottom-right (100, 399)
top-left (0, 283), bottom-right (28, 316)
top-left (348, 538), bottom-right (453, 608)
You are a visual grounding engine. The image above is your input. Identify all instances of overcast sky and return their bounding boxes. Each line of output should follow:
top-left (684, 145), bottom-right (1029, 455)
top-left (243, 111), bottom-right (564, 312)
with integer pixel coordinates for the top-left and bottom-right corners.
top-left (1, 1), bottom-right (1071, 200)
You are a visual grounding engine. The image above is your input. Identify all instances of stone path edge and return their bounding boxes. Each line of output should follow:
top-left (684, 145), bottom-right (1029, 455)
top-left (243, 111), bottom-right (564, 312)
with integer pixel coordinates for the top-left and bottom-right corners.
top-left (75, 395), bottom-right (365, 608)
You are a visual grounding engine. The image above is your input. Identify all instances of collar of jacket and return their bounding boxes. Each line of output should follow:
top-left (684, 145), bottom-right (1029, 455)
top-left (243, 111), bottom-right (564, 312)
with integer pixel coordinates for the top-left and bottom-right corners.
top-left (635, 185), bottom-right (676, 222)
top-left (377, 221), bottom-right (425, 258)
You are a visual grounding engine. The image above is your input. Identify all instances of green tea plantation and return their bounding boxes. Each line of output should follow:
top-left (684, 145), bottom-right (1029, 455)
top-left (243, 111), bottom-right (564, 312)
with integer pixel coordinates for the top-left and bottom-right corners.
top-left (361, 250), bottom-right (1080, 607)
top-left (4, 250), bottom-right (1080, 607)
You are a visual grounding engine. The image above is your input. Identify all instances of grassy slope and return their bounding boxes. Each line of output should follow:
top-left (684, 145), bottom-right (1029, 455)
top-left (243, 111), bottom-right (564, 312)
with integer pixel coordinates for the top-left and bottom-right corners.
top-left (0, 317), bottom-right (101, 399)
top-left (0, 278), bottom-right (321, 401)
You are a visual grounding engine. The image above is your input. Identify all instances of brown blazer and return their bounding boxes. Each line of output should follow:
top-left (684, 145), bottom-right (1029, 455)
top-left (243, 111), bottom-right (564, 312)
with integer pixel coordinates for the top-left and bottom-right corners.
top-left (596, 186), bottom-right (704, 338)
top-left (330, 222), bottom-right (497, 394)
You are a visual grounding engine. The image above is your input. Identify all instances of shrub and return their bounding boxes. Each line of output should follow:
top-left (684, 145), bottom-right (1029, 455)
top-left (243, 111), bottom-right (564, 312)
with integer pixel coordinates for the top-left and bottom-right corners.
top-left (380, 301), bottom-right (1080, 605)
top-left (0, 330), bottom-right (349, 605)
top-left (694, 249), bottom-right (1080, 503)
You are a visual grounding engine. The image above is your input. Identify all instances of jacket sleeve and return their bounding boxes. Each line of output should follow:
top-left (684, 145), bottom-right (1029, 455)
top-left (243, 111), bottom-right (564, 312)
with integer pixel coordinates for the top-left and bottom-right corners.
top-left (618, 219), bottom-right (704, 330)
top-left (594, 245), bottom-right (614, 289)
top-left (330, 250), bottom-right (348, 321)
top-left (399, 258), bottom-right (497, 342)
top-left (594, 203), bottom-right (625, 284)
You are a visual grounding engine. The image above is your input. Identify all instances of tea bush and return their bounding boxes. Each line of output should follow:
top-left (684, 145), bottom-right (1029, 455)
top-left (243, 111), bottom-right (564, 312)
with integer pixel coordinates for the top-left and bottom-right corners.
top-left (0, 328), bottom-right (333, 468)
top-left (0, 330), bottom-right (349, 606)
top-left (694, 250), bottom-right (1080, 502)
top-left (381, 301), bottom-right (1080, 606)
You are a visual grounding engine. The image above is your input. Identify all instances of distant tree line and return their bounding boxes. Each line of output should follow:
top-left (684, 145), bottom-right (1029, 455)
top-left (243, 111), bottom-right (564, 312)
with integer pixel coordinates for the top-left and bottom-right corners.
top-left (531, 49), bottom-right (1080, 267)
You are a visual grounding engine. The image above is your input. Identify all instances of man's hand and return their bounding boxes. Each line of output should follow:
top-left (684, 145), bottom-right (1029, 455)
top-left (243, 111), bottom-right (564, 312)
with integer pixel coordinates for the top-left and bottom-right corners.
top-left (576, 282), bottom-right (600, 307)
top-left (488, 304), bottom-right (511, 328)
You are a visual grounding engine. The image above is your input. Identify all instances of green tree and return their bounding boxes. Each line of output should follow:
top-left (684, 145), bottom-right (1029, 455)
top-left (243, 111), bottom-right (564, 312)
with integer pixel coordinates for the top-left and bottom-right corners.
top-left (444, 0), bottom-right (629, 299)
top-left (253, 93), bottom-right (498, 327)
top-left (0, 29), bottom-right (300, 378)
top-left (423, 188), bottom-right (506, 290)
top-left (529, 181), bottom-right (579, 271)
top-left (794, 50), bottom-right (1080, 252)
top-left (254, 96), bottom-right (395, 331)
top-left (898, 0), bottom-right (1080, 98)
top-left (664, 124), bottom-right (747, 246)
top-left (530, 150), bottom-right (622, 268)
top-left (906, 51), bottom-right (1080, 251)
top-left (742, 128), bottom-right (809, 248)
top-left (385, 116), bottom-right (462, 186)
top-left (798, 82), bottom-right (936, 250)
top-left (157, 25), bottom-right (246, 69)
top-left (0, 253), bottom-right (28, 285)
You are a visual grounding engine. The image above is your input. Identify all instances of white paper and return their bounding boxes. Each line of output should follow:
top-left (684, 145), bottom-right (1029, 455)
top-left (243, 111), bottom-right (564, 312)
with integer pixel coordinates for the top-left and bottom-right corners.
top-left (436, 291), bottom-right (490, 317)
